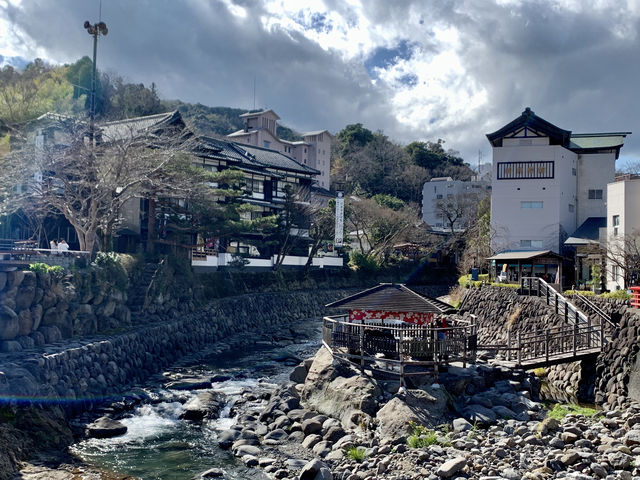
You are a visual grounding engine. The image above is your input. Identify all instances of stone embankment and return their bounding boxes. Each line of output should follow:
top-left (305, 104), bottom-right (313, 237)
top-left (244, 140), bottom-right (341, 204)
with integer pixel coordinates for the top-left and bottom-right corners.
top-left (459, 285), bottom-right (640, 409)
top-left (0, 289), bottom-right (352, 409)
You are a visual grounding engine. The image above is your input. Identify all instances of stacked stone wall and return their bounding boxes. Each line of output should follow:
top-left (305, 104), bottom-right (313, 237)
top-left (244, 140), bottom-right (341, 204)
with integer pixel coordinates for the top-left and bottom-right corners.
top-left (0, 270), bottom-right (130, 354)
top-left (0, 289), bottom-right (352, 409)
top-left (460, 285), bottom-right (640, 407)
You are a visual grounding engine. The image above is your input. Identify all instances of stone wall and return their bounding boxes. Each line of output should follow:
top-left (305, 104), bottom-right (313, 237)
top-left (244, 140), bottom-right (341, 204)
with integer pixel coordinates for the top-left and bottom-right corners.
top-left (0, 269), bottom-right (130, 353)
top-left (0, 289), bottom-right (351, 408)
top-left (459, 285), bottom-right (640, 408)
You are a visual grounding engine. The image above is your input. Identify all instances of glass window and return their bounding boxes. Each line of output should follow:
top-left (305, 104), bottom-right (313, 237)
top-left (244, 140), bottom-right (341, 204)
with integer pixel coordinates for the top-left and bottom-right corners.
top-left (263, 140), bottom-right (270, 148)
top-left (568, 204), bottom-right (575, 213)
top-left (588, 189), bottom-right (603, 199)
top-left (521, 201), bottom-right (543, 209)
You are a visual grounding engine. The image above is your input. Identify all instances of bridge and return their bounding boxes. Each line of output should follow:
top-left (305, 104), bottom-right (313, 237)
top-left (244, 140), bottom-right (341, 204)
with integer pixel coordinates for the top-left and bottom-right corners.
top-left (492, 277), bottom-right (616, 369)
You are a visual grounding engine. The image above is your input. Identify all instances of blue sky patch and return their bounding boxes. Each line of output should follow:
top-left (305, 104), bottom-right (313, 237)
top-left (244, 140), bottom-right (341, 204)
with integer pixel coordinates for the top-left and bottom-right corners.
top-left (364, 40), bottom-right (416, 78)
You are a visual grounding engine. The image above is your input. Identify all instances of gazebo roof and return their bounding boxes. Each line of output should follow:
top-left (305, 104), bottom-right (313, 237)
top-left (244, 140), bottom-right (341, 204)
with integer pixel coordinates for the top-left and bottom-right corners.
top-left (325, 283), bottom-right (455, 314)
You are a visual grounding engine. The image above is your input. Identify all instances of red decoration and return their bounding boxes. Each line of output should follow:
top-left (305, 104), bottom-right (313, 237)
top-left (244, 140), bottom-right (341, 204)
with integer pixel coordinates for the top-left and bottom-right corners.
top-left (348, 309), bottom-right (435, 325)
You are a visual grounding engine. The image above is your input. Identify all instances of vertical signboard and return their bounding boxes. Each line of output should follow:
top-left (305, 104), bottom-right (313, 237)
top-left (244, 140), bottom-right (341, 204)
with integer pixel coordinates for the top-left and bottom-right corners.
top-left (334, 191), bottom-right (344, 247)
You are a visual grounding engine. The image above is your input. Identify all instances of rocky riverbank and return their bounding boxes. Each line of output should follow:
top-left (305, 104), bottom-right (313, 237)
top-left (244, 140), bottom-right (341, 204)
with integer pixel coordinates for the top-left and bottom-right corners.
top-left (203, 346), bottom-right (640, 480)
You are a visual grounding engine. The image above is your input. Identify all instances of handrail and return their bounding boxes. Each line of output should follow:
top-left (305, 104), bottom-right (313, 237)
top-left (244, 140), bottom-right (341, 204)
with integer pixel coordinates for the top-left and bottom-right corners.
top-left (574, 292), bottom-right (618, 330)
top-left (520, 277), bottom-right (589, 325)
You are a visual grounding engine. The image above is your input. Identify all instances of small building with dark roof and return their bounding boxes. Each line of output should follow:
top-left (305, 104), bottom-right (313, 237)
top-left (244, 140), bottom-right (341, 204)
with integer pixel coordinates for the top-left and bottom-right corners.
top-left (326, 283), bottom-right (455, 325)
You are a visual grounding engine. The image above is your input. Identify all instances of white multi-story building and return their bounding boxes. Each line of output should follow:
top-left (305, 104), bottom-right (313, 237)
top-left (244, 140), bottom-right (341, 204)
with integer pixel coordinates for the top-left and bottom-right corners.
top-left (487, 108), bottom-right (629, 254)
top-left (227, 109), bottom-right (333, 189)
top-left (421, 177), bottom-right (490, 232)
top-left (606, 176), bottom-right (640, 290)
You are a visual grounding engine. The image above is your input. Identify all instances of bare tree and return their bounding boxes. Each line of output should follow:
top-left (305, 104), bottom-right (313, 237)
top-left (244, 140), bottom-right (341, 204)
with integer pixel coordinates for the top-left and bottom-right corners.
top-left (1, 117), bottom-right (195, 253)
top-left (433, 191), bottom-right (481, 235)
top-left (604, 232), bottom-right (640, 289)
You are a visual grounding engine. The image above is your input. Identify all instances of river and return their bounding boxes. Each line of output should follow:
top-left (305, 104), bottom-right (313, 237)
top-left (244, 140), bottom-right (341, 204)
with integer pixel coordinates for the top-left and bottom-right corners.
top-left (70, 322), bottom-right (322, 480)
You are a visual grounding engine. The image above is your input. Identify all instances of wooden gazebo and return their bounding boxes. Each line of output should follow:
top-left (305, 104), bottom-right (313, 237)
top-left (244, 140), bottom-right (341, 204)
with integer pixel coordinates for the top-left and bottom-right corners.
top-left (488, 250), bottom-right (564, 289)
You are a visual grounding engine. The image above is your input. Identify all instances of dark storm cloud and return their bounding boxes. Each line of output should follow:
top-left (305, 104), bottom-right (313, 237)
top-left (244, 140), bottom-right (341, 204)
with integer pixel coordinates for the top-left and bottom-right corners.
top-left (2, 0), bottom-right (640, 164)
top-left (0, 0), bottom-right (401, 135)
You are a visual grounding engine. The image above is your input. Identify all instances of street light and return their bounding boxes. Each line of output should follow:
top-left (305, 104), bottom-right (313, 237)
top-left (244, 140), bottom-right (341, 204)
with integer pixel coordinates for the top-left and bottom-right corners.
top-left (83, 20), bottom-right (108, 141)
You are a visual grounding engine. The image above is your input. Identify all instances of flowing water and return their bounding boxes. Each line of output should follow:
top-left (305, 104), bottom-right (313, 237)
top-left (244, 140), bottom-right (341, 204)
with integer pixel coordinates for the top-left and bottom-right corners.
top-left (71, 328), bottom-right (322, 480)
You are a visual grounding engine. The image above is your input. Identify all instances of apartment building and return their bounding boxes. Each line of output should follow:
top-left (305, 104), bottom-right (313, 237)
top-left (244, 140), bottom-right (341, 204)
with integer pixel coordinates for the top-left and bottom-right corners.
top-left (226, 109), bottom-right (333, 189)
top-left (487, 108), bottom-right (629, 255)
top-left (421, 176), bottom-right (490, 232)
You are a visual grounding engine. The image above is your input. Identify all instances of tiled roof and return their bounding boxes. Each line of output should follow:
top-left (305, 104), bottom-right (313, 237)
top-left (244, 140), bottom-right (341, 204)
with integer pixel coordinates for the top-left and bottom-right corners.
top-left (99, 111), bottom-right (183, 141)
top-left (565, 217), bottom-right (606, 246)
top-left (239, 109), bottom-right (280, 120)
top-left (487, 250), bottom-right (563, 261)
top-left (303, 129), bottom-right (333, 138)
top-left (236, 144), bottom-right (320, 175)
top-left (325, 283), bottom-right (455, 314)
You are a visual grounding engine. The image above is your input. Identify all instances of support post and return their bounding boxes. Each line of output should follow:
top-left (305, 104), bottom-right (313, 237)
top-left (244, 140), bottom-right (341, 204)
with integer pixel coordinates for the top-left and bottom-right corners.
top-left (573, 322), bottom-right (578, 357)
top-left (507, 329), bottom-right (511, 361)
top-left (517, 331), bottom-right (522, 366)
top-left (359, 323), bottom-right (364, 372)
top-left (587, 316), bottom-right (592, 348)
top-left (536, 278), bottom-right (540, 297)
top-left (555, 293), bottom-right (558, 314)
top-left (545, 329), bottom-right (549, 363)
top-left (399, 328), bottom-right (405, 391)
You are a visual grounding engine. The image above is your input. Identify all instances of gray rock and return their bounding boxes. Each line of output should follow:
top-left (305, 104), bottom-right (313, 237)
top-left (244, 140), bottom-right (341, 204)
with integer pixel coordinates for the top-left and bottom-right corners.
top-left (436, 456), bottom-right (466, 478)
top-left (199, 467), bottom-right (224, 478)
top-left (299, 458), bottom-right (332, 480)
top-left (86, 416), bottom-right (127, 438)
top-left (452, 418), bottom-right (472, 432)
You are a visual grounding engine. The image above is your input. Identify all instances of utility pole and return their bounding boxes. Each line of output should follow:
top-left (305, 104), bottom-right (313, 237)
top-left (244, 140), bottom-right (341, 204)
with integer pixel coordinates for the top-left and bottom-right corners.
top-left (83, 20), bottom-right (108, 142)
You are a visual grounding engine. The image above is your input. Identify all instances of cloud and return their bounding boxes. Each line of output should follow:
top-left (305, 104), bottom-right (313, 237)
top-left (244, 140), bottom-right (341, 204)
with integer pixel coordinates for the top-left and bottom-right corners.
top-left (1, 0), bottom-right (639, 165)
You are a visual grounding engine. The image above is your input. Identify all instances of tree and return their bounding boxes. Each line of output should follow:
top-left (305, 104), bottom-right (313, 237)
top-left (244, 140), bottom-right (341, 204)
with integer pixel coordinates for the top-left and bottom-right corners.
top-left (433, 190), bottom-right (480, 234)
top-left (458, 196), bottom-right (494, 274)
top-left (1, 117), bottom-right (197, 253)
top-left (303, 204), bottom-right (335, 274)
top-left (604, 232), bottom-right (640, 289)
top-left (345, 196), bottom-right (418, 264)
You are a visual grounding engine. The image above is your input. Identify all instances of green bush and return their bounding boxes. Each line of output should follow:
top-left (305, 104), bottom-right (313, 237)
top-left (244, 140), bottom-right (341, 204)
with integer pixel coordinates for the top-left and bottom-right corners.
top-left (345, 446), bottom-right (367, 462)
top-left (28, 263), bottom-right (65, 278)
top-left (546, 403), bottom-right (597, 420)
top-left (600, 290), bottom-right (631, 300)
top-left (91, 252), bottom-right (128, 291)
top-left (564, 289), bottom-right (595, 296)
top-left (489, 282), bottom-right (520, 288)
top-left (406, 421), bottom-right (451, 448)
top-left (349, 251), bottom-right (379, 274)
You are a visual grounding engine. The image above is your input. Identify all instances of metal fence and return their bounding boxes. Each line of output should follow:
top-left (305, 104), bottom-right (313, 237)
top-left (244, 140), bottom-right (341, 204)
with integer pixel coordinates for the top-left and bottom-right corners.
top-left (322, 315), bottom-right (477, 387)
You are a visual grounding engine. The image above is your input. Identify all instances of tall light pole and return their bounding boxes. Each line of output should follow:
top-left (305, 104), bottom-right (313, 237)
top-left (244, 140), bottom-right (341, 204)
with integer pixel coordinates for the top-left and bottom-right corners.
top-left (83, 20), bottom-right (108, 141)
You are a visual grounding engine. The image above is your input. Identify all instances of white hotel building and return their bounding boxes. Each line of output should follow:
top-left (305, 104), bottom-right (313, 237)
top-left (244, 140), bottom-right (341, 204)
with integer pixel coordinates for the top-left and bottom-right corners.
top-left (488, 108), bottom-right (629, 257)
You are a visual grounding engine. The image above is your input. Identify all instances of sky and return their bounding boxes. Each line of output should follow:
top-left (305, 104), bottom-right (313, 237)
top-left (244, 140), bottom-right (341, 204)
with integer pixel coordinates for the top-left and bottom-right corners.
top-left (1, 0), bottom-right (640, 168)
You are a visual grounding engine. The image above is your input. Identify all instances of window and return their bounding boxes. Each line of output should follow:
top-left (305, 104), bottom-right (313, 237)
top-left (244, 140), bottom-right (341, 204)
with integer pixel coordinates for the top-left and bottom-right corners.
top-left (568, 204), bottom-right (575, 213)
top-left (436, 194), bottom-right (443, 199)
top-left (521, 201), bottom-right (543, 209)
top-left (263, 140), bottom-right (270, 148)
top-left (588, 189), bottom-right (603, 200)
top-left (520, 240), bottom-right (543, 248)
top-left (572, 168), bottom-right (577, 176)
top-left (497, 161), bottom-right (554, 180)
top-left (613, 215), bottom-right (620, 236)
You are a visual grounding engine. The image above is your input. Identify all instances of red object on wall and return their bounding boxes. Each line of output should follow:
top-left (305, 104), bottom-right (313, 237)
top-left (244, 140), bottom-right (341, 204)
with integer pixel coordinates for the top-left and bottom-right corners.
top-left (348, 309), bottom-right (435, 325)
top-left (631, 286), bottom-right (640, 308)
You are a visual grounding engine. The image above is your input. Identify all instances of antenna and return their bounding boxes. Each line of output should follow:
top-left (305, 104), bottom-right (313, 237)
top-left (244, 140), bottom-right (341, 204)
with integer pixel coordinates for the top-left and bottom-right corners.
top-left (253, 75), bottom-right (256, 110)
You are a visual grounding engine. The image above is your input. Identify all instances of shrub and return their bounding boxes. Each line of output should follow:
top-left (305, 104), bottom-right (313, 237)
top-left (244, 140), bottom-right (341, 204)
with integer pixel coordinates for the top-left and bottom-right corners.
top-left (91, 252), bottom-right (128, 291)
top-left (600, 290), bottom-right (631, 300)
top-left (349, 251), bottom-right (379, 274)
top-left (345, 446), bottom-right (367, 462)
top-left (406, 421), bottom-right (451, 448)
top-left (564, 289), bottom-right (595, 296)
top-left (28, 263), bottom-right (65, 278)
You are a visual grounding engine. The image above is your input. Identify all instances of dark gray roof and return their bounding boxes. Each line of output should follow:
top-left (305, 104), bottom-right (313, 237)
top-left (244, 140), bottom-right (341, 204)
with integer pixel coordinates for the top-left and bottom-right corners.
top-left (487, 250), bottom-right (564, 261)
top-left (325, 283), bottom-right (455, 314)
top-left (565, 217), bottom-right (606, 245)
top-left (236, 144), bottom-right (320, 175)
top-left (99, 111), bottom-right (184, 141)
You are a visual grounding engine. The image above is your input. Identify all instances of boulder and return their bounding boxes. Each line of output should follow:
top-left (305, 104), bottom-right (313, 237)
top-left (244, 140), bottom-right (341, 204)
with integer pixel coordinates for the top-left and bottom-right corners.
top-left (180, 392), bottom-right (223, 421)
top-left (436, 456), bottom-right (467, 478)
top-left (301, 346), bottom-right (381, 428)
top-left (376, 387), bottom-right (448, 443)
top-left (86, 416), bottom-right (128, 438)
top-left (0, 306), bottom-right (19, 340)
top-left (299, 459), bottom-right (332, 480)
top-left (290, 364), bottom-right (308, 384)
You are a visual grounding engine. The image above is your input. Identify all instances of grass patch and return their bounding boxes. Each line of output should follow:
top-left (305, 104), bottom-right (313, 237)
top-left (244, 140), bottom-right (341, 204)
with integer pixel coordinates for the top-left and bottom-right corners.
top-left (407, 421), bottom-right (452, 448)
top-left (345, 446), bottom-right (367, 462)
top-left (546, 403), bottom-right (597, 421)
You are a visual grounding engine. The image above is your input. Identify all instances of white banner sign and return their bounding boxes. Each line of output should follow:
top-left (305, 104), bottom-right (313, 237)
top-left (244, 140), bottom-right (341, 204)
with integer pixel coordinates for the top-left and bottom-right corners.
top-left (334, 192), bottom-right (344, 247)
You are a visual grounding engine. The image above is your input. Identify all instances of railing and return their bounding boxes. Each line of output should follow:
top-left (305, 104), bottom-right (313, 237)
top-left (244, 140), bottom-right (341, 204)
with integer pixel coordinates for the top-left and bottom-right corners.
top-left (506, 320), bottom-right (604, 366)
top-left (520, 277), bottom-right (588, 326)
top-left (574, 292), bottom-right (618, 330)
top-left (322, 315), bottom-right (477, 388)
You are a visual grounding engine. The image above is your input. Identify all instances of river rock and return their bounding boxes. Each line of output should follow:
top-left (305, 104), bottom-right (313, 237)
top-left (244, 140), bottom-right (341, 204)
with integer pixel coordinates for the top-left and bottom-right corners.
top-left (199, 467), bottom-right (224, 478)
top-left (86, 416), bottom-right (128, 438)
top-left (436, 456), bottom-right (467, 478)
top-left (299, 458), bottom-right (332, 480)
top-left (180, 391), bottom-right (223, 420)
